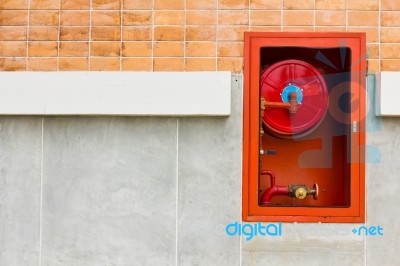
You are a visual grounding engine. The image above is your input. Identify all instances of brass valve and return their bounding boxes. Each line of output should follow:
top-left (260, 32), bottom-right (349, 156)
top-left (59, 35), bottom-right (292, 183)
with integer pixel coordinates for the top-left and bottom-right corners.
top-left (294, 187), bottom-right (307, 199)
top-left (289, 183), bottom-right (319, 200)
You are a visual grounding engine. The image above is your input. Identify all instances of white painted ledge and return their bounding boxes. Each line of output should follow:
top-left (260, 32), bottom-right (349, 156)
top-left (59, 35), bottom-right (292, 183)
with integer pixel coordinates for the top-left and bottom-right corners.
top-left (0, 72), bottom-right (231, 116)
top-left (376, 72), bottom-right (400, 116)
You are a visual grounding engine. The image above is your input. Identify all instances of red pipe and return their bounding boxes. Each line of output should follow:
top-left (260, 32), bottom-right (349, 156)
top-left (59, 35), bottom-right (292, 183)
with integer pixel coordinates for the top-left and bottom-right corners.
top-left (260, 170), bottom-right (275, 186)
top-left (260, 170), bottom-right (289, 205)
top-left (260, 186), bottom-right (289, 205)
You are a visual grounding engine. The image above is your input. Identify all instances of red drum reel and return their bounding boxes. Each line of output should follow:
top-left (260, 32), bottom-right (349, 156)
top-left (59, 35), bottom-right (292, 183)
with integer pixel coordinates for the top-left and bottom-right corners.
top-left (260, 59), bottom-right (329, 137)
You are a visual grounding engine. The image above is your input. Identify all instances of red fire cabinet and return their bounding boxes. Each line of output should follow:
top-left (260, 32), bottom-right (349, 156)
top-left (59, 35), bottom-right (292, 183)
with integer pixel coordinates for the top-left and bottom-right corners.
top-left (242, 32), bottom-right (366, 223)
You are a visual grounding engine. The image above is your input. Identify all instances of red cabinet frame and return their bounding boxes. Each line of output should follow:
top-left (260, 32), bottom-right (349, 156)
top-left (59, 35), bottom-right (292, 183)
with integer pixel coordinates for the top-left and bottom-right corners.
top-left (242, 32), bottom-right (366, 223)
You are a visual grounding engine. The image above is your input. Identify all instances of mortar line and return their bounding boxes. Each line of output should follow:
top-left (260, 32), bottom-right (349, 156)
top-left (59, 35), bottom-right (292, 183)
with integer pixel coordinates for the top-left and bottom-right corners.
top-left (313, 0), bottom-right (315, 32)
top-left (248, 0), bottom-right (250, 31)
top-left (239, 76), bottom-right (243, 266)
top-left (175, 118), bottom-right (179, 266)
top-left (239, 212), bottom-right (242, 265)
top-left (345, 0), bottom-right (348, 32)
top-left (26, 0), bottom-right (31, 70)
top-left (38, 117), bottom-right (44, 266)
top-left (366, 3), bottom-right (380, 264)
top-left (57, 0), bottom-right (62, 70)
top-left (280, 0), bottom-right (283, 32)
top-left (151, 0), bottom-right (154, 71)
top-left (241, 2), bottom-right (249, 263)
top-left (216, 0), bottom-right (219, 70)
top-left (89, 0), bottom-right (92, 70)
top-left (183, 0), bottom-right (186, 71)
top-left (378, 0), bottom-right (381, 72)
top-left (120, 0), bottom-right (123, 70)
top-left (365, 2), bottom-right (379, 263)
top-left (242, 0), bottom-right (248, 255)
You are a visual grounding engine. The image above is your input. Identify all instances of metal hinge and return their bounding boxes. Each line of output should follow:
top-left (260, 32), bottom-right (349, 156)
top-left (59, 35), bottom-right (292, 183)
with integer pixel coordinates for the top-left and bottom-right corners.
top-left (352, 121), bottom-right (357, 133)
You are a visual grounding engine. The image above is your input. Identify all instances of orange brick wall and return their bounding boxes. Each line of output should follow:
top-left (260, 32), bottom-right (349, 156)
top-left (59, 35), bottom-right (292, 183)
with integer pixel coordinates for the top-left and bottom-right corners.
top-left (0, 0), bottom-right (399, 72)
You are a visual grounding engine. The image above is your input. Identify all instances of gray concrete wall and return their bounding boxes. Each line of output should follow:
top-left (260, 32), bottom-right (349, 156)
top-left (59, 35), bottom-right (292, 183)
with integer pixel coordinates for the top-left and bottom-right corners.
top-left (0, 75), bottom-right (398, 266)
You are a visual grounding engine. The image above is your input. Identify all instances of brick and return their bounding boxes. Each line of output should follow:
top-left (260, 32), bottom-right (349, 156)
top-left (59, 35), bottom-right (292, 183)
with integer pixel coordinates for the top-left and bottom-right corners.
top-left (381, 12), bottom-right (400, 26)
top-left (348, 27), bottom-right (378, 43)
top-left (0, 58), bottom-right (26, 71)
top-left (186, 26), bottom-right (216, 41)
top-left (60, 11), bottom-right (90, 26)
top-left (154, 11), bottom-right (184, 25)
top-left (348, 11), bottom-right (378, 26)
top-left (0, 42), bottom-right (26, 56)
top-left (0, 27), bottom-right (27, 41)
top-left (218, 26), bottom-right (247, 41)
top-left (59, 42), bottom-right (89, 56)
top-left (30, 11), bottom-right (59, 26)
top-left (91, 41), bottom-right (120, 56)
top-left (29, 26), bottom-right (59, 41)
top-left (123, 11), bottom-right (152, 26)
top-left (186, 0), bottom-right (216, 9)
top-left (153, 58), bottom-right (184, 71)
top-left (28, 42), bottom-right (58, 57)
top-left (90, 57), bottom-right (120, 71)
top-left (61, 0), bottom-right (90, 9)
top-left (186, 42), bottom-right (216, 57)
top-left (154, 42), bottom-right (183, 57)
top-left (218, 42), bottom-right (243, 57)
top-left (122, 58), bottom-right (152, 71)
top-left (250, 0), bottom-right (281, 9)
top-left (283, 11), bottom-right (313, 26)
top-left (315, 0), bottom-right (346, 10)
top-left (92, 11), bottom-right (120, 26)
top-left (30, 0), bottom-right (60, 9)
top-left (381, 43), bottom-right (400, 59)
top-left (284, 0), bottom-right (314, 10)
top-left (28, 57), bottom-right (57, 71)
top-left (154, 0), bottom-right (184, 9)
top-left (59, 57), bottom-right (88, 70)
top-left (367, 59), bottom-right (379, 73)
top-left (315, 26), bottom-right (346, 32)
top-left (124, 0), bottom-right (152, 10)
top-left (60, 27), bottom-right (89, 40)
top-left (122, 26), bottom-right (152, 41)
top-left (92, 0), bottom-right (120, 9)
top-left (316, 11), bottom-right (346, 26)
top-left (0, 0), bottom-right (28, 9)
top-left (185, 58), bottom-right (215, 71)
top-left (367, 43), bottom-right (379, 59)
top-left (381, 60), bottom-right (400, 71)
top-left (122, 41), bottom-right (152, 57)
top-left (219, 10), bottom-right (248, 25)
top-left (381, 0), bottom-right (400, 11)
top-left (0, 11), bottom-right (28, 26)
top-left (154, 26), bottom-right (184, 41)
top-left (250, 11), bottom-right (280, 26)
top-left (186, 10), bottom-right (217, 25)
top-left (381, 28), bottom-right (400, 42)
top-left (282, 26), bottom-right (314, 32)
top-left (348, 0), bottom-right (378, 10)
top-left (91, 27), bottom-right (120, 41)
top-left (217, 57), bottom-right (243, 72)
top-left (219, 0), bottom-right (248, 10)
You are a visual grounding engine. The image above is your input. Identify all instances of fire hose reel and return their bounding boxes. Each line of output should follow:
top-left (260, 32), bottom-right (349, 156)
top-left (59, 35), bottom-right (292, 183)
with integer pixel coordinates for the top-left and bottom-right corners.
top-left (258, 60), bottom-right (328, 205)
top-left (260, 59), bottom-right (329, 137)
